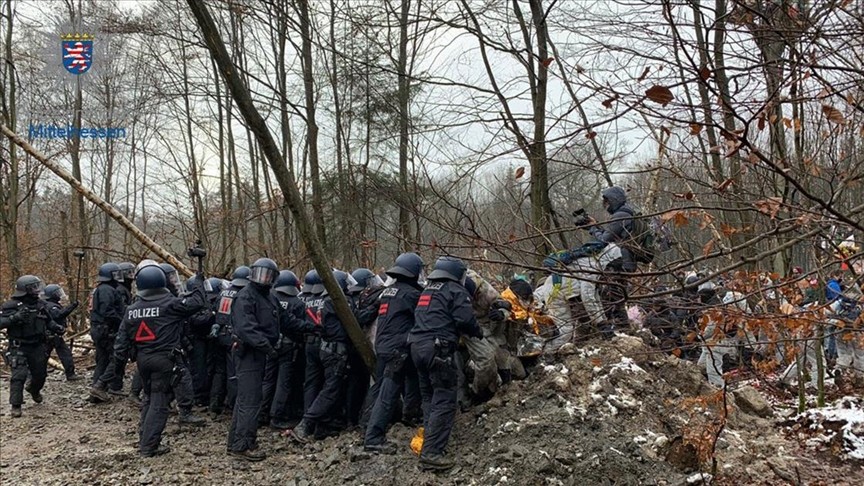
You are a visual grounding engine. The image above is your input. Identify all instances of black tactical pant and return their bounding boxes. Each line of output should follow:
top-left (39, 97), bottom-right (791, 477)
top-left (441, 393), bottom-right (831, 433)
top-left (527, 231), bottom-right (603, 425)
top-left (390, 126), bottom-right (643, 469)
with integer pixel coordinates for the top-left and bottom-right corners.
top-left (228, 345), bottom-right (266, 453)
top-left (174, 356), bottom-right (195, 411)
top-left (46, 334), bottom-right (76, 378)
top-left (361, 353), bottom-right (421, 428)
top-left (365, 351), bottom-right (415, 445)
top-left (303, 341), bottom-right (348, 425)
top-left (303, 336), bottom-right (324, 412)
top-left (345, 349), bottom-right (369, 426)
top-left (8, 342), bottom-right (47, 407)
top-left (137, 351), bottom-right (173, 455)
top-left (261, 341), bottom-right (303, 424)
top-left (411, 339), bottom-right (458, 457)
top-left (90, 324), bottom-right (114, 387)
top-left (190, 336), bottom-right (210, 406)
top-left (131, 369), bottom-right (143, 397)
top-left (208, 339), bottom-right (237, 414)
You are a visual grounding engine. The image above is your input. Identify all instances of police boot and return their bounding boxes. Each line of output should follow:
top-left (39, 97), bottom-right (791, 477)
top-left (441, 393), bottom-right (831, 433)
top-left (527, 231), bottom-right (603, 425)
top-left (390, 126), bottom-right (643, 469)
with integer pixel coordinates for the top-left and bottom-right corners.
top-left (25, 384), bottom-right (43, 404)
top-left (178, 408), bottom-right (206, 426)
top-left (89, 385), bottom-right (111, 402)
top-left (140, 445), bottom-right (171, 458)
top-left (66, 374), bottom-right (83, 381)
top-left (228, 448), bottom-right (267, 462)
top-left (287, 418), bottom-right (314, 444)
top-left (270, 418), bottom-right (291, 430)
top-left (10, 406), bottom-right (22, 418)
top-left (364, 441), bottom-right (397, 454)
top-left (419, 453), bottom-right (455, 471)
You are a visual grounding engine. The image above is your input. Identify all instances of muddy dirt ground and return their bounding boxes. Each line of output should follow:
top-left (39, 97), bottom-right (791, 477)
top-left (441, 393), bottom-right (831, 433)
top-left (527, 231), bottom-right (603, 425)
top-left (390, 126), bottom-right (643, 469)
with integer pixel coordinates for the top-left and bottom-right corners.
top-left (1, 335), bottom-right (862, 485)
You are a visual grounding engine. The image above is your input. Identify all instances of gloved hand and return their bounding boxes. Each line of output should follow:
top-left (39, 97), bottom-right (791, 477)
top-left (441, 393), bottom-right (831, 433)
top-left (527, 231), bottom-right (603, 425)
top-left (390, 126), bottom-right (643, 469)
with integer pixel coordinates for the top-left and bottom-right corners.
top-left (265, 344), bottom-right (279, 360)
top-left (70, 300), bottom-right (80, 310)
top-left (49, 322), bottom-right (66, 335)
top-left (487, 308), bottom-right (508, 322)
top-left (491, 299), bottom-right (512, 311)
top-left (208, 323), bottom-right (220, 339)
top-left (543, 250), bottom-right (572, 268)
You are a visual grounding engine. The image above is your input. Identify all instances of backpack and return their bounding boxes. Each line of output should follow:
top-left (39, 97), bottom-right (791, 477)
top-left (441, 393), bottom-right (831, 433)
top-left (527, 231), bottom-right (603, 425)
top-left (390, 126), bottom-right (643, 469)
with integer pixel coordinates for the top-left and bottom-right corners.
top-left (620, 207), bottom-right (672, 264)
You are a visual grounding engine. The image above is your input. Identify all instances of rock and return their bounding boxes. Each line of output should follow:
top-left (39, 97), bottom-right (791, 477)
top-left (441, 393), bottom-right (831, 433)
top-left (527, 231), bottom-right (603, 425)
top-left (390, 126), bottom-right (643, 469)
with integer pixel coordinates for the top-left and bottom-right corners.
top-left (654, 435), bottom-right (669, 450)
top-left (685, 472), bottom-right (712, 484)
top-left (611, 334), bottom-right (646, 356)
top-left (733, 386), bottom-right (774, 418)
top-left (551, 375), bottom-right (571, 392)
top-left (557, 343), bottom-right (577, 356)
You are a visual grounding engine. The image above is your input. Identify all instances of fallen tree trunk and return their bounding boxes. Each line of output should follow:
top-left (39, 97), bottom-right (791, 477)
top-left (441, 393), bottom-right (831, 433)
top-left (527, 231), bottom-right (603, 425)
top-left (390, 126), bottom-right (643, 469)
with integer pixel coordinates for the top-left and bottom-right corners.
top-left (186, 0), bottom-right (375, 371)
top-left (0, 125), bottom-right (194, 277)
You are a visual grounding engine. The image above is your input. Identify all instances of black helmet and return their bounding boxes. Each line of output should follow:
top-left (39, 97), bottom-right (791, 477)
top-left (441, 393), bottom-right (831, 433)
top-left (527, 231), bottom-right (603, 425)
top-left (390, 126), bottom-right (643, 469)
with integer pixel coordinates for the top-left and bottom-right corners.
top-left (136, 266), bottom-right (167, 299)
top-left (231, 266), bottom-right (251, 287)
top-left (159, 263), bottom-right (181, 290)
top-left (349, 268), bottom-right (382, 293)
top-left (43, 284), bottom-right (66, 302)
top-left (249, 258), bottom-right (279, 286)
top-left (206, 277), bottom-right (225, 293)
top-left (302, 269), bottom-right (325, 295)
top-left (273, 270), bottom-right (301, 296)
top-left (327, 269), bottom-right (356, 295)
top-left (98, 262), bottom-right (122, 283)
top-left (13, 275), bottom-right (43, 298)
top-left (118, 262), bottom-right (135, 281)
top-left (386, 252), bottom-right (424, 280)
top-left (427, 256), bottom-right (467, 284)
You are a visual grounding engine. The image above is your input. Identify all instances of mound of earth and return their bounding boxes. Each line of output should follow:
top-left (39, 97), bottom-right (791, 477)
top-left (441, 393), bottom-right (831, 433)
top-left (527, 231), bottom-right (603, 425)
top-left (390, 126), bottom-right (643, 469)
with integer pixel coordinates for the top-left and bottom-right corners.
top-left (1, 335), bottom-right (862, 485)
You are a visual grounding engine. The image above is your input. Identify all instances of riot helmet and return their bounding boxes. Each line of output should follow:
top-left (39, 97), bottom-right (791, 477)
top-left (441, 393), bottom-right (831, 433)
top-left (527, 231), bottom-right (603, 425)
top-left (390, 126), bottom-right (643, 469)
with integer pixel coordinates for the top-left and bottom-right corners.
top-left (136, 266), bottom-right (167, 299)
top-left (43, 284), bottom-right (66, 302)
top-left (231, 266), bottom-right (251, 287)
top-left (13, 275), bottom-right (44, 298)
top-left (118, 262), bottom-right (136, 281)
top-left (386, 252), bottom-right (425, 281)
top-left (349, 268), bottom-right (383, 293)
top-left (302, 269), bottom-right (325, 295)
top-left (427, 256), bottom-right (468, 284)
top-left (98, 262), bottom-right (122, 283)
top-left (274, 270), bottom-right (301, 296)
top-left (249, 258), bottom-right (279, 287)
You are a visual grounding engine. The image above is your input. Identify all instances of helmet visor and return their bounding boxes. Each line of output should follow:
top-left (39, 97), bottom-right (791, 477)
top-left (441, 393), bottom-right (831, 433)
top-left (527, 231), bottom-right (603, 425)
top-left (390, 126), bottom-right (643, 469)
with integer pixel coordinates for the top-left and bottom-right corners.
top-left (250, 266), bottom-right (278, 286)
top-left (368, 275), bottom-right (384, 289)
top-left (123, 268), bottom-right (135, 280)
top-left (417, 269), bottom-right (427, 287)
top-left (111, 270), bottom-right (123, 282)
top-left (24, 281), bottom-right (44, 296)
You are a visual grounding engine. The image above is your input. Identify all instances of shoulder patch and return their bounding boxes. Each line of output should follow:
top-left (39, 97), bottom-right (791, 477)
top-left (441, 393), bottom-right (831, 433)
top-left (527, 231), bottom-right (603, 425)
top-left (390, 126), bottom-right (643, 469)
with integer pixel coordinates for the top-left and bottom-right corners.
top-left (217, 296), bottom-right (234, 315)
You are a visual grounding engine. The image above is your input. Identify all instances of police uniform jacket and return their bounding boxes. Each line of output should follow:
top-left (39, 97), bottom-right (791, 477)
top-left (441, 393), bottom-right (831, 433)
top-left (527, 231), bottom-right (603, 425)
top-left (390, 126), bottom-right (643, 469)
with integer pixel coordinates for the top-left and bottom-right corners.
top-left (44, 299), bottom-right (77, 330)
top-left (409, 279), bottom-right (482, 345)
top-left (273, 292), bottom-right (313, 343)
top-left (319, 296), bottom-right (349, 344)
top-left (374, 279), bottom-right (423, 356)
top-left (117, 284), bottom-right (133, 307)
top-left (303, 293), bottom-right (326, 335)
top-left (90, 282), bottom-right (124, 331)
top-left (116, 286), bottom-right (208, 358)
top-left (213, 284), bottom-right (245, 334)
top-left (0, 297), bottom-right (62, 343)
top-left (232, 283), bottom-right (280, 350)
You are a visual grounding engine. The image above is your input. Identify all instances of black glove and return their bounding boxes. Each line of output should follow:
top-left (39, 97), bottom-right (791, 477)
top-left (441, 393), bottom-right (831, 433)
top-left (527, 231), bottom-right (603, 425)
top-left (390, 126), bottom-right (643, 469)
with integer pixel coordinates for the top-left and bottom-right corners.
top-left (69, 301), bottom-right (80, 310)
top-left (491, 299), bottom-right (512, 311)
top-left (11, 307), bottom-right (37, 325)
top-left (265, 344), bottom-right (278, 360)
top-left (487, 308), bottom-right (508, 322)
top-left (49, 322), bottom-right (66, 335)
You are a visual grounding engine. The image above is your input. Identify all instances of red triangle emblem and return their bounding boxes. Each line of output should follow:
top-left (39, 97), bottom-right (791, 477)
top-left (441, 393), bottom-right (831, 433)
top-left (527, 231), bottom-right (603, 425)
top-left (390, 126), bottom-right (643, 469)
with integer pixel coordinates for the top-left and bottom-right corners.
top-left (134, 321), bottom-right (156, 342)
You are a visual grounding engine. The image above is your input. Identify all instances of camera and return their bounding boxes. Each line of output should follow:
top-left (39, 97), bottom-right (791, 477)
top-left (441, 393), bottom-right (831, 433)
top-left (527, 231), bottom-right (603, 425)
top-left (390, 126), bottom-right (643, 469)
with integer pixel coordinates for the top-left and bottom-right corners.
top-left (187, 239), bottom-right (207, 258)
top-left (571, 208), bottom-right (590, 227)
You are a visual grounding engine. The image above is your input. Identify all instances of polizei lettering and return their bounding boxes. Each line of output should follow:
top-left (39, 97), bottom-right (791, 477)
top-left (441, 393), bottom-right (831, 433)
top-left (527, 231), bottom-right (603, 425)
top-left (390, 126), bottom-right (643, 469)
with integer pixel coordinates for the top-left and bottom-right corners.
top-left (127, 307), bottom-right (160, 319)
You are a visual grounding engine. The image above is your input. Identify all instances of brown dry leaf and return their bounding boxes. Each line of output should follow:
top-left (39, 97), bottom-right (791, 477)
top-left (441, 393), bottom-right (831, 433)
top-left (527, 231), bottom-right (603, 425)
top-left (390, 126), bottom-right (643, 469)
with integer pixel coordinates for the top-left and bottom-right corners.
top-left (690, 123), bottom-right (702, 135)
top-left (638, 66), bottom-right (650, 82)
top-left (703, 239), bottom-right (715, 257)
top-left (753, 197), bottom-right (783, 219)
top-left (783, 117), bottom-right (793, 129)
top-left (699, 211), bottom-right (715, 229)
top-left (515, 167), bottom-right (525, 179)
top-left (794, 118), bottom-right (802, 131)
top-left (601, 96), bottom-right (617, 109)
top-left (757, 114), bottom-right (766, 131)
top-left (660, 210), bottom-right (681, 223)
top-left (720, 223), bottom-right (741, 237)
top-left (586, 131), bottom-right (598, 139)
top-left (699, 66), bottom-right (711, 81)
top-left (673, 191), bottom-right (695, 200)
top-left (769, 114), bottom-right (778, 124)
top-left (673, 211), bottom-right (690, 227)
top-left (822, 104), bottom-right (845, 124)
top-left (646, 85), bottom-right (674, 106)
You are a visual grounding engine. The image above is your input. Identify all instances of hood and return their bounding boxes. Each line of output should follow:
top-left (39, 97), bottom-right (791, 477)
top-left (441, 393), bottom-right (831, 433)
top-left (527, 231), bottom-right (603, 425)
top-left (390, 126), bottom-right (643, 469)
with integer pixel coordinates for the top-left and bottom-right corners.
top-left (602, 186), bottom-right (628, 214)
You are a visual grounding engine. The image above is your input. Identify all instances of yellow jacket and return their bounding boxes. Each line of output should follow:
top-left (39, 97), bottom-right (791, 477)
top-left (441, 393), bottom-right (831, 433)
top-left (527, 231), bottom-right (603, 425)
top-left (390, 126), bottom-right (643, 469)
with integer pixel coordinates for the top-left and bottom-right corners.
top-left (500, 288), bottom-right (555, 334)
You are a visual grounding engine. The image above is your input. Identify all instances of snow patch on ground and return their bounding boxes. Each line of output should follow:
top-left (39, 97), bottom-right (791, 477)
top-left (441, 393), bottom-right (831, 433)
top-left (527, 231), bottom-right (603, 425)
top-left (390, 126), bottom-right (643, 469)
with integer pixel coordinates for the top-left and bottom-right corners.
top-left (796, 396), bottom-right (864, 460)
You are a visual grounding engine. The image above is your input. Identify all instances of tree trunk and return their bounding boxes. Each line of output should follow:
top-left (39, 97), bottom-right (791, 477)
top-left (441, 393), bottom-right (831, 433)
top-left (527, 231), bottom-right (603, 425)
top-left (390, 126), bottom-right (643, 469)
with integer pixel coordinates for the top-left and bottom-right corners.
top-left (397, 0), bottom-right (412, 252)
top-left (187, 0), bottom-right (375, 371)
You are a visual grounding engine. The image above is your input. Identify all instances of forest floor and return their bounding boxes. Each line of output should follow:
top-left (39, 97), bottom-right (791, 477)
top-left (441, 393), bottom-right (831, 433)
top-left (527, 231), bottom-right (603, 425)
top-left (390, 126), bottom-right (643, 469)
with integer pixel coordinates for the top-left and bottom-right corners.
top-left (1, 334), bottom-right (862, 485)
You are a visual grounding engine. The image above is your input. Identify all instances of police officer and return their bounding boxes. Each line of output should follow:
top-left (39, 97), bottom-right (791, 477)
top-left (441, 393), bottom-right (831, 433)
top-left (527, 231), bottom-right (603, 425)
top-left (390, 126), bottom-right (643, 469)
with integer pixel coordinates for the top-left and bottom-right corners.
top-left (289, 270), bottom-right (356, 443)
top-left (89, 262), bottom-right (126, 392)
top-left (117, 262), bottom-right (136, 305)
top-left (42, 284), bottom-right (81, 381)
top-left (300, 269), bottom-right (326, 415)
top-left (160, 263), bottom-right (183, 297)
top-left (186, 274), bottom-right (218, 407)
top-left (262, 270), bottom-right (313, 429)
top-left (113, 266), bottom-right (208, 456)
top-left (1, 276), bottom-right (65, 417)
top-left (345, 268), bottom-right (383, 427)
top-left (364, 253), bottom-right (425, 453)
top-left (227, 258), bottom-right (281, 461)
top-left (208, 266), bottom-right (249, 419)
top-left (409, 257), bottom-right (483, 471)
